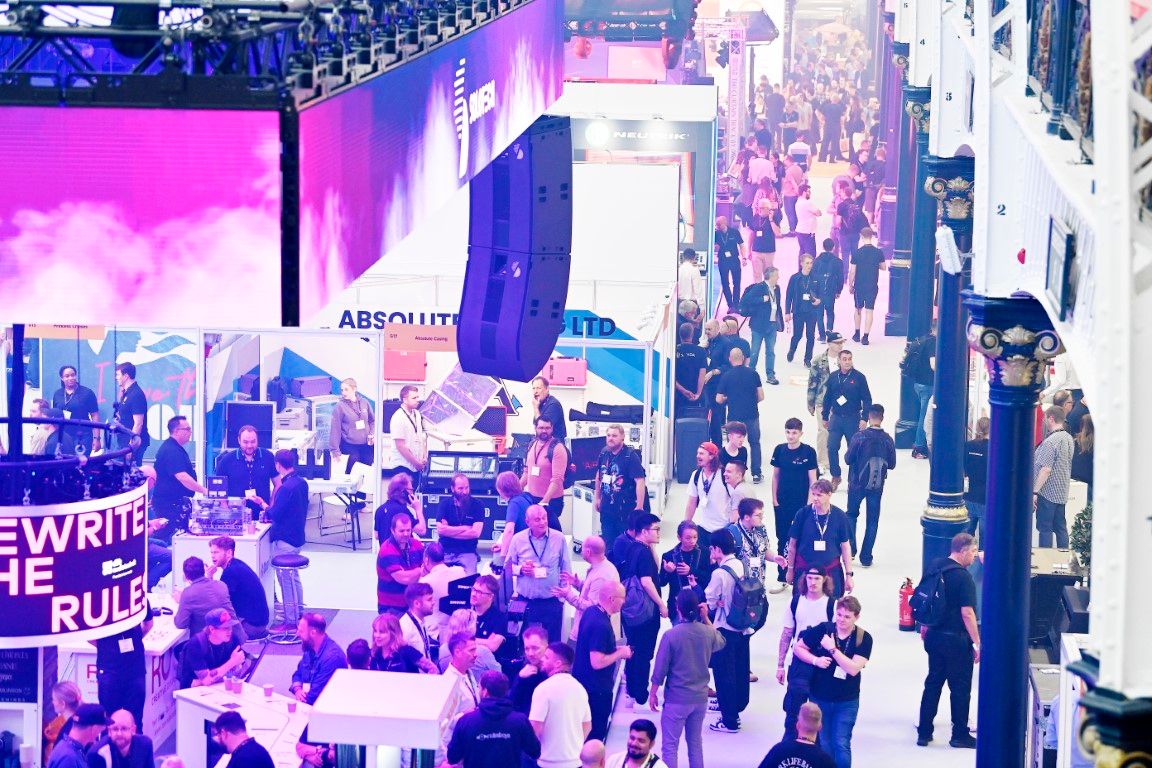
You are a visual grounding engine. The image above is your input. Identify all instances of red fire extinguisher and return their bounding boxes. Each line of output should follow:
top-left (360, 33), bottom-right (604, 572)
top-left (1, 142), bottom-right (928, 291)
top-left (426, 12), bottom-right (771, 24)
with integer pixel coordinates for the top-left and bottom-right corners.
top-left (899, 578), bottom-right (916, 632)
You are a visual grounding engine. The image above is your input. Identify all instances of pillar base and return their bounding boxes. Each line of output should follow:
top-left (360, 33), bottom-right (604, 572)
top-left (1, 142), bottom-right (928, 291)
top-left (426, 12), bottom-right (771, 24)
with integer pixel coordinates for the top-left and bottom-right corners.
top-left (1077, 683), bottom-right (1152, 765)
top-left (885, 260), bottom-right (911, 336)
top-left (921, 506), bottom-right (968, 576)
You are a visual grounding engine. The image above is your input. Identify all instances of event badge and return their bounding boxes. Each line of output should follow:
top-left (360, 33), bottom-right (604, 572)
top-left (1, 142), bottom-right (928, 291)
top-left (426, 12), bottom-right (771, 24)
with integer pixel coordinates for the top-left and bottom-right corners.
top-left (119, 638), bottom-right (134, 653)
top-left (802, 293), bottom-right (810, 301)
top-left (757, 230), bottom-right (763, 237)
top-left (834, 666), bottom-right (848, 680)
top-left (531, 466), bottom-right (541, 477)
top-left (602, 473), bottom-right (616, 485)
top-left (245, 489), bottom-right (257, 499)
top-left (762, 296), bottom-right (769, 302)
top-left (749, 557), bottom-right (762, 570)
top-left (355, 420), bottom-right (366, 430)
top-left (62, 410), bottom-right (72, 420)
top-left (534, 566), bottom-right (549, 579)
top-left (836, 395), bottom-right (848, 406)
top-left (813, 540), bottom-right (827, 552)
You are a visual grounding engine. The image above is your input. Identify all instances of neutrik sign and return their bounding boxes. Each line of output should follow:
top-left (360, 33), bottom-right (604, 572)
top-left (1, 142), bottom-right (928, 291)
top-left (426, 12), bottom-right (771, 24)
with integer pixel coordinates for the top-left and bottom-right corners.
top-left (0, 483), bottom-right (149, 648)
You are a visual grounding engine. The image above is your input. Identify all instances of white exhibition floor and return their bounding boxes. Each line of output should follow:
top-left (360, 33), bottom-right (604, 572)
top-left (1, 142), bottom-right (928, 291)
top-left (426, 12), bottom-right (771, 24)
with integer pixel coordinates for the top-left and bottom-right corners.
top-left (294, 162), bottom-right (979, 767)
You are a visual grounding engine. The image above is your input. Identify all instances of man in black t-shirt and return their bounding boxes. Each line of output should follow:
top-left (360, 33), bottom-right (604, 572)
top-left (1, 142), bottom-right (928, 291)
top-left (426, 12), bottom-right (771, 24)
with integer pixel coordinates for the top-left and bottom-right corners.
top-left (715, 216), bottom-right (745, 312)
top-left (786, 480), bottom-right (852, 597)
top-left (594, 426), bottom-right (647, 551)
top-left (216, 426), bottom-right (280, 513)
top-left (113, 362), bottom-right (150, 464)
top-left (470, 575), bottom-right (514, 668)
top-left (716, 347), bottom-right (765, 482)
top-left (51, 365), bottom-right (101, 454)
top-left (770, 418), bottom-right (819, 590)
top-left (848, 228), bottom-right (886, 345)
top-left (215, 712), bottom-right (275, 768)
top-left (794, 597), bottom-right (872, 768)
top-left (817, 94), bottom-right (846, 162)
top-left (757, 702), bottom-right (834, 768)
top-left (180, 609), bottom-right (247, 688)
top-left (152, 416), bottom-right (207, 543)
top-left (617, 513), bottom-right (667, 709)
top-left (94, 604), bottom-right (152, 731)
top-left (917, 533), bottom-right (980, 749)
top-left (573, 582), bottom-right (630, 741)
top-left (675, 323), bottom-right (709, 413)
top-left (436, 474), bottom-right (484, 575)
top-left (209, 536), bottom-right (269, 639)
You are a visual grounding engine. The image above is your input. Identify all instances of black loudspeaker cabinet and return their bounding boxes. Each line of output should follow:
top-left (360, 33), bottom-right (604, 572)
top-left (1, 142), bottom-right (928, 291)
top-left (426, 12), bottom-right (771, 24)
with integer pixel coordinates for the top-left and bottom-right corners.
top-left (458, 115), bottom-right (573, 381)
top-left (1028, 548), bottom-right (1081, 647)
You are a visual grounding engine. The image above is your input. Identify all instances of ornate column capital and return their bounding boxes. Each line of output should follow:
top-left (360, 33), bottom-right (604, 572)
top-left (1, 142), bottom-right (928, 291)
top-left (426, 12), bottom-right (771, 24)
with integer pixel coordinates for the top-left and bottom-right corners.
top-left (924, 175), bottom-right (974, 222)
top-left (903, 85), bottom-right (931, 134)
top-left (964, 292), bottom-right (1064, 394)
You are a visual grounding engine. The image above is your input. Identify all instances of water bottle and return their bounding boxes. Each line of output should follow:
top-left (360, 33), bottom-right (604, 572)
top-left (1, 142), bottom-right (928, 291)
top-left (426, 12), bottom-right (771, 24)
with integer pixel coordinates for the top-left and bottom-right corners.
top-left (243, 506), bottom-right (255, 535)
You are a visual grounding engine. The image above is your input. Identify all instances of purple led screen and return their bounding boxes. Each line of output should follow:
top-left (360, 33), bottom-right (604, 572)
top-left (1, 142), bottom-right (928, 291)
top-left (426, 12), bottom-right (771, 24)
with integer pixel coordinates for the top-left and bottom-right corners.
top-left (297, 0), bottom-right (564, 320)
top-left (0, 107), bottom-right (282, 327)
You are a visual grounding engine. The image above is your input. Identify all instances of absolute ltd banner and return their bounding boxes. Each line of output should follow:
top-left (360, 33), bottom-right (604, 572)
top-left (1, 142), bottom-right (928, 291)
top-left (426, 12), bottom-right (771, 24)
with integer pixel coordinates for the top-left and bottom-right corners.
top-left (0, 482), bottom-right (149, 648)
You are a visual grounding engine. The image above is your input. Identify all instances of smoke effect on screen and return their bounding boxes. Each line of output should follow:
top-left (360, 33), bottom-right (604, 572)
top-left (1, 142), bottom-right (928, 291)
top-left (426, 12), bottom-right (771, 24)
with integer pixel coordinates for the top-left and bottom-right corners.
top-left (0, 106), bottom-right (282, 327)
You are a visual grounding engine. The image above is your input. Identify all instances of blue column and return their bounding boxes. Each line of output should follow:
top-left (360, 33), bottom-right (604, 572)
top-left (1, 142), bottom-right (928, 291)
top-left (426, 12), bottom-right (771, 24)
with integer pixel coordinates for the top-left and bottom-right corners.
top-left (920, 158), bottom-right (974, 574)
top-left (894, 86), bottom-right (932, 448)
top-left (1045, 0), bottom-right (1075, 136)
top-left (881, 39), bottom-right (910, 337)
top-left (965, 293), bottom-right (1063, 768)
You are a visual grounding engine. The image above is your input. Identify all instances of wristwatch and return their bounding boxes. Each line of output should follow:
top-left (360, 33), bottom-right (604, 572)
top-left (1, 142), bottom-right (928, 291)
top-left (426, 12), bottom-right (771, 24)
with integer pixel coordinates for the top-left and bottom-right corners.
top-left (846, 571), bottom-right (855, 577)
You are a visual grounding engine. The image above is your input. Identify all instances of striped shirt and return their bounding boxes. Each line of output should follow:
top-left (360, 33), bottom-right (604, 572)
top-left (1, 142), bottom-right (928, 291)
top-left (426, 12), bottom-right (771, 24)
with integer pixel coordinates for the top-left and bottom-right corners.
top-left (1034, 429), bottom-right (1074, 503)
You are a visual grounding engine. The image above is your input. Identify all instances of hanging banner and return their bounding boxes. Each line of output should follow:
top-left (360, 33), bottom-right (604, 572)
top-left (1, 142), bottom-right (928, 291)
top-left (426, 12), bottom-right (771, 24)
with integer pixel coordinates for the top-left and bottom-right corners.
top-left (0, 483), bottom-right (149, 648)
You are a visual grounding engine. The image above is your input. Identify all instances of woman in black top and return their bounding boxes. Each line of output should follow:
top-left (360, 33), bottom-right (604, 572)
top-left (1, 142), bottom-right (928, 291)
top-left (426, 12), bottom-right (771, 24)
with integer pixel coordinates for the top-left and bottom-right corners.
top-left (785, 254), bottom-right (822, 366)
top-left (963, 417), bottom-right (990, 539)
top-left (369, 613), bottom-right (434, 673)
top-left (1071, 414), bottom-right (1094, 501)
top-left (660, 521), bottom-right (714, 623)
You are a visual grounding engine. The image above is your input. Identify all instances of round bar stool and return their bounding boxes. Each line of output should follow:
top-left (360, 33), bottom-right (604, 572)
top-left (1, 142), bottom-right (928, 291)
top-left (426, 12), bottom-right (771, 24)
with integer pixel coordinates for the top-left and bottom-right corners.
top-left (267, 552), bottom-right (310, 645)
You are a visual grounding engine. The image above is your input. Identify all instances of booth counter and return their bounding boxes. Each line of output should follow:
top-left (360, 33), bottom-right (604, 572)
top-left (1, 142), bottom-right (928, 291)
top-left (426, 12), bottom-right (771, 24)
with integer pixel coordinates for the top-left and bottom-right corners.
top-left (58, 594), bottom-right (186, 746)
top-left (172, 523), bottom-right (274, 607)
top-left (175, 682), bottom-right (310, 768)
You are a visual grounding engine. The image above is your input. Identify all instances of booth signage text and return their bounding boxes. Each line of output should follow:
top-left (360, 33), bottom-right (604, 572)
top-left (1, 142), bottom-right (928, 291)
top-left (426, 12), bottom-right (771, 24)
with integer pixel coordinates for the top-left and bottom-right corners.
top-left (337, 309), bottom-right (460, 329)
top-left (0, 484), bottom-right (149, 648)
top-left (0, 648), bottom-right (38, 703)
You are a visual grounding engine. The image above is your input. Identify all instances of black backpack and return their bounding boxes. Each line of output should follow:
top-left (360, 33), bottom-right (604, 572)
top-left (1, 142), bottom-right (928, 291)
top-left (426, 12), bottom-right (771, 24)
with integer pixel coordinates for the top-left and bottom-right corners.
top-left (545, 439), bottom-right (577, 490)
top-left (718, 564), bottom-right (768, 631)
top-left (909, 561), bottom-right (963, 627)
top-left (899, 338), bottom-right (923, 376)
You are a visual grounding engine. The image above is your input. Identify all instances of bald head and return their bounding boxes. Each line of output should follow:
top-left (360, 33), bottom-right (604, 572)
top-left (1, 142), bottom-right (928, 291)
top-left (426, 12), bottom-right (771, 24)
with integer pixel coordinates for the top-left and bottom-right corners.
top-left (598, 581), bottom-right (626, 615)
top-left (580, 740), bottom-right (606, 768)
top-left (108, 710), bottom-right (136, 752)
top-left (582, 536), bottom-right (606, 562)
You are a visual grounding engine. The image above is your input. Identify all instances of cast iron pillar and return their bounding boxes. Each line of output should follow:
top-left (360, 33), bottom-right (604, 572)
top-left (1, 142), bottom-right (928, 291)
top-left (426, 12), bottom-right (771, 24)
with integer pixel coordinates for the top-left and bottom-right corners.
top-left (920, 158), bottom-right (974, 574)
top-left (884, 67), bottom-right (922, 341)
top-left (877, 22), bottom-right (901, 257)
top-left (894, 86), bottom-right (932, 448)
top-left (965, 293), bottom-right (1063, 768)
top-left (1077, 683), bottom-right (1152, 768)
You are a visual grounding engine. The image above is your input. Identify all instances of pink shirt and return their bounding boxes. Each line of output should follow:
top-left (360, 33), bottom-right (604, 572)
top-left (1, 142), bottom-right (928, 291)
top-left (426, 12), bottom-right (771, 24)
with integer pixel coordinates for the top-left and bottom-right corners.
top-left (782, 164), bottom-right (806, 197)
top-left (525, 439), bottom-right (568, 497)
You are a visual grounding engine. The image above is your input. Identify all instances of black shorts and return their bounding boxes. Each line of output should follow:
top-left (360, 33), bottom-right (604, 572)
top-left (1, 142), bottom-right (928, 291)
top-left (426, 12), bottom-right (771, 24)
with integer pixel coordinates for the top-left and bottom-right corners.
top-left (854, 290), bottom-right (877, 310)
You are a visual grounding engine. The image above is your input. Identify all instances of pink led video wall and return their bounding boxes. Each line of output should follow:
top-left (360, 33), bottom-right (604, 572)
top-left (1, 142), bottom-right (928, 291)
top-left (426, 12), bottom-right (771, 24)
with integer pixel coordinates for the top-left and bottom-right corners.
top-left (0, 106), bottom-right (282, 326)
top-left (297, 0), bottom-right (565, 321)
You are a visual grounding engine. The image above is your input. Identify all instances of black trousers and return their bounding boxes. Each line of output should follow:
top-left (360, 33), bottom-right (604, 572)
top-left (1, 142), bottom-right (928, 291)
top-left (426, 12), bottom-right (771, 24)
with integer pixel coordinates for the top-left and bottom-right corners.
top-left (826, 415), bottom-right (859, 480)
top-left (816, 300), bottom-right (836, 339)
top-left (847, 487), bottom-right (884, 564)
top-left (789, 313), bottom-right (818, 365)
top-left (712, 628), bottom-right (750, 728)
top-left (623, 615), bottom-right (660, 703)
top-left (917, 630), bottom-right (975, 740)
top-left (717, 259), bottom-right (742, 310)
top-left (773, 501), bottom-right (802, 582)
top-left (98, 671), bottom-right (146, 732)
top-left (522, 598), bottom-right (564, 649)
top-left (739, 416), bottom-right (762, 477)
top-left (339, 440), bottom-right (373, 472)
top-left (586, 685), bottom-right (614, 741)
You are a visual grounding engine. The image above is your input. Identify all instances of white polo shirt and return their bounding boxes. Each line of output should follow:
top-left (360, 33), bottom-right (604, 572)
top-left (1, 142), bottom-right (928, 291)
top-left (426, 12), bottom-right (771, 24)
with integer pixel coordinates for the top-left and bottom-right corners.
top-left (529, 672), bottom-right (592, 768)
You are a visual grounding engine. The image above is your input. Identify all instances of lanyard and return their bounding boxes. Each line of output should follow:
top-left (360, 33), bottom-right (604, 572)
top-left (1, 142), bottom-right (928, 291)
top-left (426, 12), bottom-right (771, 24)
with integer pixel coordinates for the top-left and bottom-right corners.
top-left (239, 450), bottom-right (261, 489)
top-left (403, 408), bottom-right (420, 432)
top-left (460, 672), bottom-right (479, 707)
top-left (676, 547), bottom-right (700, 586)
top-left (529, 532), bottom-right (550, 561)
top-left (738, 523), bottom-right (762, 555)
top-left (531, 440), bottom-right (549, 466)
top-left (813, 510), bottom-right (829, 541)
top-left (700, 470), bottom-right (716, 496)
top-left (406, 612), bottom-right (430, 658)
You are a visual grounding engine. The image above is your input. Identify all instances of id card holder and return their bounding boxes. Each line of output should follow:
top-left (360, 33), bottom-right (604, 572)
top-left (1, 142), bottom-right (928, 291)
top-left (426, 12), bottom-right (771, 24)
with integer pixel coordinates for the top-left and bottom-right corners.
top-left (119, 638), bottom-right (134, 654)
top-left (531, 466), bottom-right (541, 477)
top-left (245, 489), bottom-right (257, 499)
top-left (836, 395), bottom-right (848, 406)
top-left (802, 293), bottom-right (810, 301)
top-left (355, 420), bottom-right (366, 430)
top-left (534, 566), bottom-right (549, 579)
top-left (833, 666), bottom-right (848, 680)
top-left (813, 540), bottom-right (827, 552)
top-left (63, 410), bottom-right (72, 420)
top-left (749, 557), bottom-right (762, 570)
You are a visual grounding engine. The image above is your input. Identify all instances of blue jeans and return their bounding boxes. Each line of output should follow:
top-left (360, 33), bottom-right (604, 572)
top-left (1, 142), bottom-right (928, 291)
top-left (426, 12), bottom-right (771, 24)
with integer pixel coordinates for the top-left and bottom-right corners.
top-left (965, 501), bottom-right (985, 540)
top-left (846, 487), bottom-right (883, 564)
top-left (1035, 495), bottom-right (1069, 548)
top-left (913, 382), bottom-right (933, 451)
top-left (826, 415), bottom-right (859, 480)
top-left (813, 697), bottom-right (860, 768)
top-left (750, 327), bottom-right (779, 379)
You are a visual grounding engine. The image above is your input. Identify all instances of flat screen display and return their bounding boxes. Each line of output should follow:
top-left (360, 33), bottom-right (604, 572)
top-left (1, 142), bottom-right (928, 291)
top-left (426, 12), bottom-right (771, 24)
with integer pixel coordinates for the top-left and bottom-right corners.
top-left (297, 0), bottom-right (565, 320)
top-left (0, 106), bottom-right (282, 327)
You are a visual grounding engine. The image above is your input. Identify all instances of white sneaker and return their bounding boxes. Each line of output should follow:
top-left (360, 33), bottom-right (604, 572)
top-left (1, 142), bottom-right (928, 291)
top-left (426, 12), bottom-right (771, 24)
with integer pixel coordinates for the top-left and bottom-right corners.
top-left (709, 720), bottom-right (740, 734)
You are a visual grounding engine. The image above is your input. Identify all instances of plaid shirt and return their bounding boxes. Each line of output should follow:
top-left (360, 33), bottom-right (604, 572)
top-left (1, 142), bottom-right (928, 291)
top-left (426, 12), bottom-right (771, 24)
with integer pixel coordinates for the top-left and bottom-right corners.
top-left (1034, 429), bottom-right (1074, 503)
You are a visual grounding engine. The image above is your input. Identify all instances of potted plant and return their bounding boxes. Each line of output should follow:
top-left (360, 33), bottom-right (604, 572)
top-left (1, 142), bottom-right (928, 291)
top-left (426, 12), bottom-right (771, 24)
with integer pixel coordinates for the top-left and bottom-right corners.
top-left (1070, 502), bottom-right (1092, 583)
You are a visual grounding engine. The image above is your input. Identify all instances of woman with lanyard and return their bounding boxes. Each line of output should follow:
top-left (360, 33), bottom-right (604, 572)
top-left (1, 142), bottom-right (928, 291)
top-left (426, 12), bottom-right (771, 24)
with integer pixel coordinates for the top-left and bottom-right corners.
top-left (369, 613), bottom-right (436, 673)
top-left (660, 521), bottom-right (715, 624)
top-left (785, 479), bottom-right (854, 598)
top-left (329, 378), bottom-right (375, 472)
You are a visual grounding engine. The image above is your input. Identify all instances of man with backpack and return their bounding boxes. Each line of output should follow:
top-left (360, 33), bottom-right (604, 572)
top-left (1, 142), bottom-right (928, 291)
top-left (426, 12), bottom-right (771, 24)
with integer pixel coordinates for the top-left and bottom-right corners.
top-left (915, 533), bottom-right (980, 749)
top-left (843, 404), bottom-right (897, 568)
top-left (793, 596), bottom-right (872, 768)
top-left (685, 442), bottom-right (735, 552)
top-left (594, 424), bottom-right (648, 552)
top-left (521, 415), bottom-right (569, 530)
top-left (615, 513), bottom-right (668, 711)
top-left (900, 326), bottom-right (937, 460)
top-left (704, 529), bottom-right (765, 734)
top-left (776, 568), bottom-right (835, 741)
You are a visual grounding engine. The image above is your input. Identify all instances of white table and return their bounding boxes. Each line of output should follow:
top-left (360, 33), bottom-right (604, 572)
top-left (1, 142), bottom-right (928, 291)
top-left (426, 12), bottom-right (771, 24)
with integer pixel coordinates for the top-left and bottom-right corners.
top-left (57, 594), bottom-right (187, 745)
top-left (308, 669), bottom-right (457, 763)
top-left (172, 523), bottom-right (275, 606)
top-left (175, 682), bottom-right (310, 768)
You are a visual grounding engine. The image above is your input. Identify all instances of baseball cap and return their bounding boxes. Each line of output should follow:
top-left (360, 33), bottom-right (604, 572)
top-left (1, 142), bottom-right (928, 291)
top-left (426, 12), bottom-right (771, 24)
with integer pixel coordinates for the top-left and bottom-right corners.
top-left (204, 608), bottom-right (238, 630)
top-left (804, 567), bottom-right (824, 576)
top-left (699, 442), bottom-right (719, 457)
top-left (826, 332), bottom-right (845, 343)
top-left (73, 704), bottom-right (110, 727)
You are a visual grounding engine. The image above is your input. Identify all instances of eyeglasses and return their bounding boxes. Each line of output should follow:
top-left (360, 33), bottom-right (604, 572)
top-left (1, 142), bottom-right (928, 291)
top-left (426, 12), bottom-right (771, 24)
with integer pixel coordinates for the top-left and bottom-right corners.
top-left (471, 588), bottom-right (493, 597)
